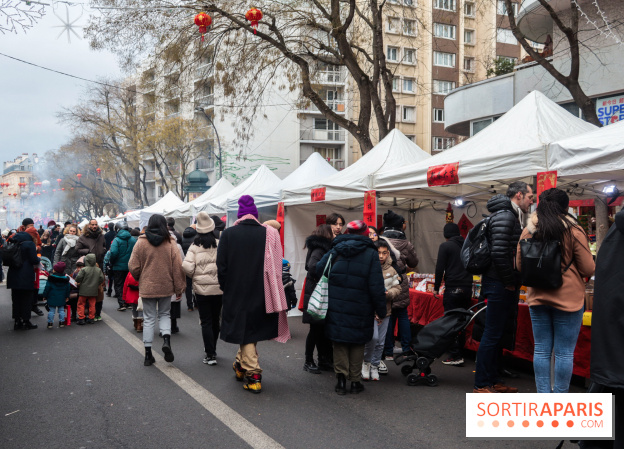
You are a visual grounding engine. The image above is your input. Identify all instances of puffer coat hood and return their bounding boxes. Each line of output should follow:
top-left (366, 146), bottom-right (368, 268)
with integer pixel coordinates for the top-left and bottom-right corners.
top-left (181, 227), bottom-right (198, 255)
top-left (75, 253), bottom-right (105, 297)
top-left (484, 194), bottom-right (522, 287)
top-left (109, 229), bottom-right (137, 271)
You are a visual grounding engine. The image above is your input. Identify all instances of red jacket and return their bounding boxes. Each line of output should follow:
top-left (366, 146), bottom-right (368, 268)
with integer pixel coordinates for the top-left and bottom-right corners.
top-left (123, 272), bottom-right (140, 304)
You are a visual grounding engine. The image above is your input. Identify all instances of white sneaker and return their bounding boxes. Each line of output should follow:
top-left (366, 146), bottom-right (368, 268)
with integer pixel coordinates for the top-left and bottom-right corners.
top-left (378, 360), bottom-right (388, 374)
top-left (370, 365), bottom-right (380, 381)
top-left (361, 362), bottom-right (371, 381)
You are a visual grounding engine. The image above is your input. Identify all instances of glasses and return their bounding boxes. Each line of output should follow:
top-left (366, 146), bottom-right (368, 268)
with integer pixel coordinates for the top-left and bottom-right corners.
top-left (370, 233), bottom-right (377, 237)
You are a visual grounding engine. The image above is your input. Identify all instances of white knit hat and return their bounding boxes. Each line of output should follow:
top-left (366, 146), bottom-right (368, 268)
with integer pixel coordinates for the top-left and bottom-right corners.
top-left (195, 212), bottom-right (215, 234)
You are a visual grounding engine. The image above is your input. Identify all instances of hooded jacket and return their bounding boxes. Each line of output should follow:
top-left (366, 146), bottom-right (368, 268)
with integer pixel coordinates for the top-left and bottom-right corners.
top-left (76, 226), bottom-right (107, 268)
top-left (434, 235), bottom-right (473, 292)
top-left (182, 241), bottom-right (222, 296)
top-left (381, 257), bottom-right (401, 316)
top-left (181, 227), bottom-right (198, 255)
top-left (104, 228), bottom-right (116, 251)
top-left (316, 234), bottom-right (387, 344)
top-left (516, 212), bottom-right (595, 312)
top-left (43, 272), bottom-right (71, 307)
top-left (6, 231), bottom-right (40, 290)
top-left (109, 229), bottom-right (137, 271)
top-left (75, 254), bottom-right (105, 297)
top-left (484, 194), bottom-right (522, 287)
top-left (381, 229), bottom-right (418, 309)
top-left (302, 234), bottom-right (332, 324)
top-left (123, 271), bottom-right (140, 305)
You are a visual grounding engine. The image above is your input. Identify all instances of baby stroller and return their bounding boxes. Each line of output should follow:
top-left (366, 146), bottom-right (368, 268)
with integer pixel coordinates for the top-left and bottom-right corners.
top-left (393, 302), bottom-right (486, 387)
top-left (37, 257), bottom-right (53, 304)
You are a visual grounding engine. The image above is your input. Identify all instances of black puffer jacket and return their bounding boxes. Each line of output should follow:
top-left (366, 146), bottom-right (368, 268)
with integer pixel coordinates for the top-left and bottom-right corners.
top-left (302, 234), bottom-right (332, 324)
top-left (484, 194), bottom-right (522, 287)
top-left (316, 234), bottom-right (386, 344)
top-left (181, 227), bottom-right (197, 256)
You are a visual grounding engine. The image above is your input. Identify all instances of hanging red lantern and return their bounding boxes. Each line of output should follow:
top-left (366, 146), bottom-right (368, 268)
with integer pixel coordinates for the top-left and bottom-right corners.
top-left (245, 7), bottom-right (263, 34)
top-left (194, 12), bottom-right (212, 42)
top-left (77, 173), bottom-right (82, 181)
top-left (96, 168), bottom-right (101, 176)
top-left (62, 188), bottom-right (65, 191)
top-left (56, 178), bottom-right (62, 186)
top-left (71, 187), bottom-right (74, 191)
top-left (53, 189), bottom-right (56, 193)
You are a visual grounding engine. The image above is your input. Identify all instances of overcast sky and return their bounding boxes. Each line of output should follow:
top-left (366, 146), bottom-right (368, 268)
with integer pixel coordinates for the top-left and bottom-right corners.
top-left (0, 6), bottom-right (122, 165)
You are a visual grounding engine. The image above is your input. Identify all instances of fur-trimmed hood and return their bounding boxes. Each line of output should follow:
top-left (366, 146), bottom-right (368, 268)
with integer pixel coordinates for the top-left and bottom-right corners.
top-left (82, 226), bottom-right (102, 239)
top-left (526, 211), bottom-right (578, 235)
top-left (305, 234), bottom-right (332, 253)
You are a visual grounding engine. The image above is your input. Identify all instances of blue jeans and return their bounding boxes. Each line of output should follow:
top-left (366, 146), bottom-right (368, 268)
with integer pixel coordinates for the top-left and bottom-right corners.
top-left (474, 277), bottom-right (519, 388)
top-left (384, 307), bottom-right (412, 355)
top-left (364, 316), bottom-right (390, 367)
top-left (529, 305), bottom-right (583, 393)
top-left (48, 305), bottom-right (66, 324)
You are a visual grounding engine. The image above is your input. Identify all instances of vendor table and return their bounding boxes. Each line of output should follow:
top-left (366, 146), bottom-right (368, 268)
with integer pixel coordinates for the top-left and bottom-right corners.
top-left (407, 289), bottom-right (591, 378)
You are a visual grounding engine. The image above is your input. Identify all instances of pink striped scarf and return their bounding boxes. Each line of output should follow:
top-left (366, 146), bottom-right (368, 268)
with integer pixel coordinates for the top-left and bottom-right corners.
top-left (233, 214), bottom-right (291, 343)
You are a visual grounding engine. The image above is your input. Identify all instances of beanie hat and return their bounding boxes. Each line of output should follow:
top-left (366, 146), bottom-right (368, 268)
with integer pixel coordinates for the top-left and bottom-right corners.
top-left (237, 195), bottom-right (258, 219)
top-left (53, 261), bottom-right (66, 274)
top-left (443, 222), bottom-right (461, 239)
top-left (346, 220), bottom-right (368, 235)
top-left (383, 210), bottom-right (405, 230)
top-left (76, 256), bottom-right (86, 266)
top-left (264, 220), bottom-right (281, 231)
top-left (22, 218), bottom-right (34, 227)
top-left (212, 215), bottom-right (225, 231)
top-left (195, 212), bottom-right (215, 234)
top-left (282, 259), bottom-right (291, 273)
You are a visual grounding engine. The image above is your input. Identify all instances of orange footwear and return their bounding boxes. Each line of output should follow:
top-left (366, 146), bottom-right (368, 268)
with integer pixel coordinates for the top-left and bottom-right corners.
top-left (493, 383), bottom-right (518, 393)
top-left (243, 374), bottom-right (262, 394)
top-left (233, 361), bottom-right (246, 381)
top-left (473, 386), bottom-right (499, 393)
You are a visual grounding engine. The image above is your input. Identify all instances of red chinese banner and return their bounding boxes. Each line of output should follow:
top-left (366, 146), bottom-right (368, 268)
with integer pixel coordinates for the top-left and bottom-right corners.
top-left (377, 215), bottom-right (383, 231)
top-left (458, 214), bottom-right (474, 239)
top-left (276, 202), bottom-right (285, 255)
top-left (536, 171), bottom-right (557, 205)
top-left (316, 215), bottom-right (326, 227)
top-left (427, 162), bottom-right (460, 187)
top-left (311, 187), bottom-right (326, 202)
top-left (363, 190), bottom-right (377, 228)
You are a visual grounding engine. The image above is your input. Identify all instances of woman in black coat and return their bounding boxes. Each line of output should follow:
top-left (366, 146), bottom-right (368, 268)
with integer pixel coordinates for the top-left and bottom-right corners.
top-left (7, 231), bottom-right (41, 330)
top-left (316, 220), bottom-right (386, 395)
top-left (302, 224), bottom-right (334, 374)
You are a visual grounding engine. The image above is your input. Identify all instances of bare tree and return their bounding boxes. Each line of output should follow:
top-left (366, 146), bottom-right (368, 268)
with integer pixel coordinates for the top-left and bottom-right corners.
top-left (0, 0), bottom-right (45, 34)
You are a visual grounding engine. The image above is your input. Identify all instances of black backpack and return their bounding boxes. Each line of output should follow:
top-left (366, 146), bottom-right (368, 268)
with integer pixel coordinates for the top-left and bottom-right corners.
top-left (461, 215), bottom-right (493, 274)
top-left (519, 238), bottom-right (573, 289)
top-left (2, 240), bottom-right (23, 268)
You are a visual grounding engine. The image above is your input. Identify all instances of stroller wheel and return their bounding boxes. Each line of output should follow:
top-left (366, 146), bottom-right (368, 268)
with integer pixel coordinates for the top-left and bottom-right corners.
top-left (401, 365), bottom-right (414, 377)
top-left (407, 374), bottom-right (419, 386)
top-left (426, 374), bottom-right (438, 387)
top-left (416, 357), bottom-right (429, 370)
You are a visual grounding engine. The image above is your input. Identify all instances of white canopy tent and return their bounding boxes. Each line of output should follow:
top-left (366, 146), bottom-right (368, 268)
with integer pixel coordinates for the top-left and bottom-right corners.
top-left (165, 177), bottom-right (234, 225)
top-left (139, 191), bottom-right (185, 229)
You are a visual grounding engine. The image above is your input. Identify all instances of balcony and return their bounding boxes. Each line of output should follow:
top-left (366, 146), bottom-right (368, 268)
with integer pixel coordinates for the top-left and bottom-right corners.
top-left (313, 70), bottom-right (346, 85)
top-left (195, 64), bottom-right (213, 81)
top-left (164, 87), bottom-right (181, 103)
top-left (144, 171), bottom-right (156, 181)
top-left (299, 99), bottom-right (346, 114)
top-left (195, 93), bottom-right (214, 110)
top-left (516, 0), bottom-right (573, 43)
top-left (300, 129), bottom-right (345, 142)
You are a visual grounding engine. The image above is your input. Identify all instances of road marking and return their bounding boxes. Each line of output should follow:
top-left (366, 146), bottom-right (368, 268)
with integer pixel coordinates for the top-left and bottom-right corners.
top-left (101, 312), bottom-right (284, 449)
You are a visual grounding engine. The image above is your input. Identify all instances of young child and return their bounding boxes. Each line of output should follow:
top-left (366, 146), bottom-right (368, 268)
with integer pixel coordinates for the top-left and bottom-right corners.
top-left (75, 254), bottom-right (105, 325)
top-left (123, 271), bottom-right (143, 332)
top-left (362, 240), bottom-right (401, 381)
top-left (282, 259), bottom-right (297, 310)
top-left (42, 262), bottom-right (71, 329)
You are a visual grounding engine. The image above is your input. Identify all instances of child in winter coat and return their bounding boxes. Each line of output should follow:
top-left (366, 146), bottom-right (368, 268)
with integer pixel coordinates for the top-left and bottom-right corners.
top-left (123, 272), bottom-right (143, 332)
top-left (282, 260), bottom-right (297, 310)
top-left (42, 262), bottom-right (72, 328)
top-left (362, 240), bottom-right (401, 381)
top-left (75, 254), bottom-right (105, 324)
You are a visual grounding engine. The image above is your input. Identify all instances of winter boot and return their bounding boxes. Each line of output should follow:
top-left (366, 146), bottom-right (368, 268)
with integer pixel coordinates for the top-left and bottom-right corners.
top-left (136, 318), bottom-right (143, 333)
top-left (117, 299), bottom-right (126, 311)
top-left (233, 361), bottom-right (246, 381)
top-left (243, 373), bottom-right (262, 394)
top-left (144, 347), bottom-right (155, 366)
top-left (350, 381), bottom-right (365, 394)
top-left (171, 318), bottom-right (179, 334)
top-left (335, 373), bottom-right (347, 395)
top-left (162, 335), bottom-right (174, 362)
top-left (13, 319), bottom-right (23, 330)
top-left (22, 321), bottom-right (38, 330)
top-left (303, 360), bottom-right (321, 374)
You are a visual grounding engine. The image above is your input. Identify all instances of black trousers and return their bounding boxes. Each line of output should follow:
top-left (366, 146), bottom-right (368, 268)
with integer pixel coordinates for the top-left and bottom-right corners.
top-left (12, 289), bottom-right (33, 322)
top-left (185, 277), bottom-right (195, 309)
top-left (195, 294), bottom-right (222, 356)
top-left (305, 321), bottom-right (332, 363)
top-left (442, 286), bottom-right (472, 358)
top-left (113, 270), bottom-right (128, 305)
top-left (107, 270), bottom-right (114, 294)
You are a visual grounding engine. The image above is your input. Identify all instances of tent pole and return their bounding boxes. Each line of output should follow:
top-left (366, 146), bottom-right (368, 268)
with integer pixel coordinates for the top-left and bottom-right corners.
top-left (595, 196), bottom-right (609, 253)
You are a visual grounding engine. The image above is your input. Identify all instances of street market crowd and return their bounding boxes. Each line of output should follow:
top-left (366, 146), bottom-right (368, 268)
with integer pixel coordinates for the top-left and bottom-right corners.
top-left (2, 188), bottom-right (623, 446)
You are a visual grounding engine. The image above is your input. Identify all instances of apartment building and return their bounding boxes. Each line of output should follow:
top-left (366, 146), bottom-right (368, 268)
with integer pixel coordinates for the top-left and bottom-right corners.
top-left (1, 153), bottom-right (37, 200)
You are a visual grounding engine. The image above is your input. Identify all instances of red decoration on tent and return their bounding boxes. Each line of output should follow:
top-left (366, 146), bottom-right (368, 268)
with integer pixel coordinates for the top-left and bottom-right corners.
top-left (536, 171), bottom-right (557, 205)
top-left (245, 7), bottom-right (262, 34)
top-left (194, 12), bottom-right (212, 42)
top-left (446, 203), bottom-right (454, 223)
top-left (316, 215), bottom-right (326, 227)
top-left (311, 187), bottom-right (326, 202)
top-left (363, 190), bottom-right (377, 228)
top-left (458, 214), bottom-right (474, 239)
top-left (427, 162), bottom-right (460, 187)
top-left (276, 202), bottom-right (285, 255)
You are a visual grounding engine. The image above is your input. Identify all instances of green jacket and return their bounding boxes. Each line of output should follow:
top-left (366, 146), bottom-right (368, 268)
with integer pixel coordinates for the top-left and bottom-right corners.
top-left (75, 254), bottom-right (105, 297)
top-left (109, 230), bottom-right (137, 271)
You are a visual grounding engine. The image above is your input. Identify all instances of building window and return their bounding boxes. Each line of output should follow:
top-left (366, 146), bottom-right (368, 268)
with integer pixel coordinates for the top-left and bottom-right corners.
top-left (433, 23), bottom-right (456, 40)
top-left (403, 48), bottom-right (416, 64)
top-left (403, 78), bottom-right (415, 93)
top-left (402, 106), bottom-right (416, 122)
top-left (497, 1), bottom-right (518, 15)
top-left (464, 57), bottom-right (475, 72)
top-left (464, 29), bottom-right (475, 45)
top-left (497, 28), bottom-right (517, 45)
top-left (20, 177), bottom-right (26, 183)
top-left (433, 80), bottom-right (456, 95)
top-left (498, 56), bottom-right (518, 65)
top-left (433, 137), bottom-right (455, 151)
top-left (386, 17), bottom-right (400, 34)
top-left (403, 19), bottom-right (416, 36)
top-left (387, 46), bottom-right (399, 62)
top-left (406, 135), bottom-right (416, 142)
top-left (471, 118), bottom-right (494, 136)
top-left (403, 0), bottom-right (414, 6)
top-left (434, 51), bottom-right (456, 68)
top-left (392, 77), bottom-right (401, 92)
top-left (433, 0), bottom-right (455, 11)
top-left (464, 1), bottom-right (475, 17)
top-left (314, 147), bottom-right (342, 168)
top-left (433, 108), bottom-right (444, 123)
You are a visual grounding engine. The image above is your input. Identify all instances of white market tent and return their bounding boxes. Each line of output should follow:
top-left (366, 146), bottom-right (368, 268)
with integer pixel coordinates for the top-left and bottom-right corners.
top-left (193, 165), bottom-right (281, 216)
top-left (164, 177), bottom-right (234, 223)
top-left (139, 191), bottom-right (184, 229)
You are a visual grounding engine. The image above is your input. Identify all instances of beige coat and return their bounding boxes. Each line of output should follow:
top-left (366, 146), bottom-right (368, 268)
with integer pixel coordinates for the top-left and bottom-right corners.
top-left (182, 243), bottom-right (223, 296)
top-left (128, 235), bottom-right (186, 298)
top-left (381, 257), bottom-right (401, 316)
top-left (516, 213), bottom-right (595, 312)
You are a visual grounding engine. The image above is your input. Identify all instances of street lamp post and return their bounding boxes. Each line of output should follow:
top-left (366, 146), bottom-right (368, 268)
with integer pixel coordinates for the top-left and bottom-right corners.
top-left (195, 107), bottom-right (222, 179)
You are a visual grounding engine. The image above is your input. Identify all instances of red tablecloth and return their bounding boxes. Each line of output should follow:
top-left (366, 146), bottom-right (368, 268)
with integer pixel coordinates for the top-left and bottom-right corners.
top-left (408, 289), bottom-right (591, 378)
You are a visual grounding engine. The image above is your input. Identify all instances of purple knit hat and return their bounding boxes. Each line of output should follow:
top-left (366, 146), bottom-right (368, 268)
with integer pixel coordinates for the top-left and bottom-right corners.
top-left (53, 261), bottom-right (66, 273)
top-left (237, 195), bottom-right (258, 219)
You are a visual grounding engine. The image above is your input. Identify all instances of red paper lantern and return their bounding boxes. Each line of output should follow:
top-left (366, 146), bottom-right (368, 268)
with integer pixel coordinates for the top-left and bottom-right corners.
top-left (62, 188), bottom-right (65, 191)
top-left (194, 12), bottom-right (212, 42)
top-left (53, 189), bottom-right (56, 192)
top-left (56, 178), bottom-right (62, 186)
top-left (96, 168), bottom-right (101, 176)
top-left (245, 7), bottom-right (263, 34)
top-left (77, 174), bottom-right (82, 181)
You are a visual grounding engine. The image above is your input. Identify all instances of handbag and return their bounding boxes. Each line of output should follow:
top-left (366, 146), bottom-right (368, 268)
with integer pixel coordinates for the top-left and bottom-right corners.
top-left (136, 297), bottom-right (143, 312)
top-left (519, 238), bottom-right (573, 290)
top-left (307, 254), bottom-right (332, 320)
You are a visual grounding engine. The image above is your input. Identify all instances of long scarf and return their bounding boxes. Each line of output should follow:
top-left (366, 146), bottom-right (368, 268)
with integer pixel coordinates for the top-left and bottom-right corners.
top-left (62, 234), bottom-right (79, 256)
top-left (233, 214), bottom-right (291, 343)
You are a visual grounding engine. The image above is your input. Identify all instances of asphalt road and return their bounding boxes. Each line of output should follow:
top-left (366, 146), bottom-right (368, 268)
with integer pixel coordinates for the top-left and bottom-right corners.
top-left (0, 286), bottom-right (581, 449)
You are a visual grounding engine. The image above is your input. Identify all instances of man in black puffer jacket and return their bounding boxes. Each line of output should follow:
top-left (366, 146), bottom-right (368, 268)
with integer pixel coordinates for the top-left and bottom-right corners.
top-left (181, 226), bottom-right (198, 311)
top-left (474, 184), bottom-right (532, 393)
